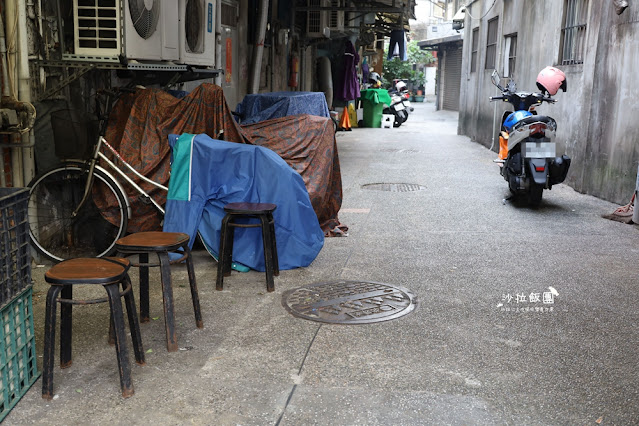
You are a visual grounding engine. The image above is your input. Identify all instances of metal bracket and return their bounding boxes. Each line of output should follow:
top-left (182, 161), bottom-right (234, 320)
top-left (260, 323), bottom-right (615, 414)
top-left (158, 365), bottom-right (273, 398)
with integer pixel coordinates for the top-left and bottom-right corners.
top-left (36, 64), bottom-right (96, 102)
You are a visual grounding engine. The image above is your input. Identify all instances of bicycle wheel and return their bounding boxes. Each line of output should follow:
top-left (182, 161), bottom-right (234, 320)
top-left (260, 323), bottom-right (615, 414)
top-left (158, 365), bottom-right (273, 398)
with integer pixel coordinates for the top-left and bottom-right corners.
top-left (27, 162), bottom-right (128, 262)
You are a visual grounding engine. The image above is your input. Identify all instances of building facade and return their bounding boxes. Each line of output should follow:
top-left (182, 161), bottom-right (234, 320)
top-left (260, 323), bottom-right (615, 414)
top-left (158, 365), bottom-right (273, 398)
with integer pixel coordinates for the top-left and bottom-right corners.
top-left (458, 0), bottom-right (639, 204)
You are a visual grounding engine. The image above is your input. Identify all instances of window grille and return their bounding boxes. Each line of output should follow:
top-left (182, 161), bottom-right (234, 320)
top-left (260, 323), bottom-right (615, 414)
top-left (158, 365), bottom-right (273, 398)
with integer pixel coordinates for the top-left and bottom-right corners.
top-left (504, 34), bottom-right (517, 78)
top-left (560, 0), bottom-right (588, 65)
top-left (485, 17), bottom-right (498, 69)
top-left (470, 27), bottom-right (479, 72)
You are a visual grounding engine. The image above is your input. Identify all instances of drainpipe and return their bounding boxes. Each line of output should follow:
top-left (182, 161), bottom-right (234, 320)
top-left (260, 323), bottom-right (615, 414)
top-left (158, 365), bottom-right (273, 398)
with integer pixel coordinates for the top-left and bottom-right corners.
top-left (18, 0), bottom-right (35, 185)
top-left (248, 0), bottom-right (268, 94)
top-left (215, 0), bottom-right (222, 86)
top-left (4, 0), bottom-right (23, 187)
top-left (0, 14), bottom-right (10, 187)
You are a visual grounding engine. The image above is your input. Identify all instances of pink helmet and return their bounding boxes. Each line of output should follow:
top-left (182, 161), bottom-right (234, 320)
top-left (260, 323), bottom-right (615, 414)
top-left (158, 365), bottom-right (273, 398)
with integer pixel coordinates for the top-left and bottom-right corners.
top-left (536, 66), bottom-right (567, 96)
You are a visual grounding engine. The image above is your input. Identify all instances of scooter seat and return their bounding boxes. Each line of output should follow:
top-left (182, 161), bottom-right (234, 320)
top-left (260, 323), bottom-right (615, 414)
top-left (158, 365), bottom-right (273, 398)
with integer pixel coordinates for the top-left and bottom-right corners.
top-left (511, 115), bottom-right (556, 131)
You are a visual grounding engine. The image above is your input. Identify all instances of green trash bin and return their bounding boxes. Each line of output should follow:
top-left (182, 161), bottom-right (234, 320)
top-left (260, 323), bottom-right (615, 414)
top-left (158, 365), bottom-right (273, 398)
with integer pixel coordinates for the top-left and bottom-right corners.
top-left (359, 89), bottom-right (392, 128)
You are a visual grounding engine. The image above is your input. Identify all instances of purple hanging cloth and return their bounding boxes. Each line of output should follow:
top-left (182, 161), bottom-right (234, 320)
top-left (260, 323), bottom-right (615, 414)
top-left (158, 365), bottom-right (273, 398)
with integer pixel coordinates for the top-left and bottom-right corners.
top-left (335, 40), bottom-right (361, 102)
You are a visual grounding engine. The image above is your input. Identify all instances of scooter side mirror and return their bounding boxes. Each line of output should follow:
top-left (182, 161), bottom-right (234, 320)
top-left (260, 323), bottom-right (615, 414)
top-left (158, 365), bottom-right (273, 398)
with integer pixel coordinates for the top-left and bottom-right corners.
top-left (491, 70), bottom-right (504, 91)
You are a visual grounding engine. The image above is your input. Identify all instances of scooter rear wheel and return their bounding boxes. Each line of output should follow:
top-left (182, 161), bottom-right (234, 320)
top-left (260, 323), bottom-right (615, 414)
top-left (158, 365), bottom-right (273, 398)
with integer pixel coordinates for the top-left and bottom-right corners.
top-left (527, 183), bottom-right (543, 207)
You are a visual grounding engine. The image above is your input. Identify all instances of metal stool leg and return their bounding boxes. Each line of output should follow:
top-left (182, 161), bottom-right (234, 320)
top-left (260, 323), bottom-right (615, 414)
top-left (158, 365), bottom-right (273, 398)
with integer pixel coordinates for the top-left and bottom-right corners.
top-left (121, 275), bottom-right (145, 365)
top-left (268, 212), bottom-right (279, 276)
top-left (59, 285), bottom-right (73, 368)
top-left (42, 286), bottom-right (62, 400)
top-left (157, 251), bottom-right (178, 352)
top-left (223, 219), bottom-right (235, 276)
top-left (216, 214), bottom-right (232, 290)
top-left (139, 252), bottom-right (150, 323)
top-left (104, 283), bottom-right (134, 397)
top-left (183, 244), bottom-right (203, 328)
top-left (260, 214), bottom-right (275, 292)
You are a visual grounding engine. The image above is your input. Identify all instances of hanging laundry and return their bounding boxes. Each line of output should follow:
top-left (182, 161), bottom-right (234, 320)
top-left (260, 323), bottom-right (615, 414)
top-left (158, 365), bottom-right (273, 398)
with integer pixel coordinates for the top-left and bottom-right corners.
top-left (335, 40), bottom-right (361, 102)
top-left (387, 30), bottom-right (408, 61)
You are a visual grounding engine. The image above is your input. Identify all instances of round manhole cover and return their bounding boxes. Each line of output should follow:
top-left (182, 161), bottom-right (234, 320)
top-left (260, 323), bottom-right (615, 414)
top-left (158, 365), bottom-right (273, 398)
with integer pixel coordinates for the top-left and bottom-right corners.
top-left (361, 183), bottom-right (426, 192)
top-left (282, 280), bottom-right (417, 324)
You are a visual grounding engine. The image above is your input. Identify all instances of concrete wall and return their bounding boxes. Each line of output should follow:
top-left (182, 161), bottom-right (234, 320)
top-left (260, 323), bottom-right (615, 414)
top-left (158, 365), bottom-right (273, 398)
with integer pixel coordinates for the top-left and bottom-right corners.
top-left (458, 0), bottom-right (639, 204)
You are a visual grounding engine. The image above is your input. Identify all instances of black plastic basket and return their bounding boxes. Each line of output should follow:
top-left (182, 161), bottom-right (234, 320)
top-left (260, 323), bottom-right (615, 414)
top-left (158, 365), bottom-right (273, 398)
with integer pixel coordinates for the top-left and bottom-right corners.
top-left (50, 109), bottom-right (99, 160)
top-left (0, 188), bottom-right (31, 309)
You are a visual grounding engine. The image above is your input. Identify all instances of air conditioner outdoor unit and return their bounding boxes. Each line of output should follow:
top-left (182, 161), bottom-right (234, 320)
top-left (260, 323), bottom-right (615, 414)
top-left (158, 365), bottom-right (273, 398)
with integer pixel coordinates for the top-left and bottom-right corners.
top-left (307, 0), bottom-right (345, 37)
top-left (177, 0), bottom-right (216, 67)
top-left (327, 0), bottom-right (345, 32)
top-left (306, 0), bottom-right (328, 38)
top-left (72, 0), bottom-right (179, 62)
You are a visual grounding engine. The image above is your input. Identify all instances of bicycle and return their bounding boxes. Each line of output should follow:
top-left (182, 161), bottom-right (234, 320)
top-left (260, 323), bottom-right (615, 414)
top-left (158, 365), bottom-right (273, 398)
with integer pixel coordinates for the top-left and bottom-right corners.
top-left (27, 89), bottom-right (168, 262)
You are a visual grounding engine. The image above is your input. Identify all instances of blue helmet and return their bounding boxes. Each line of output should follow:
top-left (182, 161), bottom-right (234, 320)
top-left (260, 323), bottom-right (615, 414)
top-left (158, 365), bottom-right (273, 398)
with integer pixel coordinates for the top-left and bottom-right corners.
top-left (503, 110), bottom-right (533, 132)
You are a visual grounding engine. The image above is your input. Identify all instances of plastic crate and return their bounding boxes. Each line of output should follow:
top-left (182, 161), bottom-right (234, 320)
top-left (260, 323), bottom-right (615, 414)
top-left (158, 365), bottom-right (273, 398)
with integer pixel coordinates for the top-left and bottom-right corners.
top-left (0, 188), bottom-right (31, 307)
top-left (1, 286), bottom-right (39, 422)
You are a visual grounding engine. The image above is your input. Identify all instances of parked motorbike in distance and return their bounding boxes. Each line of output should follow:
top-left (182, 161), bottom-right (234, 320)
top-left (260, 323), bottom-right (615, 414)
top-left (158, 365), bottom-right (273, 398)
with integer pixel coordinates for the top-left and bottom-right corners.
top-left (383, 92), bottom-right (408, 127)
top-left (489, 67), bottom-right (571, 207)
top-left (383, 80), bottom-right (412, 127)
top-left (391, 80), bottom-right (415, 114)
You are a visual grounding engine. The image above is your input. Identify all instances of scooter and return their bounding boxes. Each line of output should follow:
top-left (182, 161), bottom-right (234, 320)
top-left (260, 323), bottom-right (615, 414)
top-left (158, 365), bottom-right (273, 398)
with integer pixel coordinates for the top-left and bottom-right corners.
top-left (383, 93), bottom-right (409, 127)
top-left (489, 67), bottom-right (571, 207)
top-left (391, 80), bottom-right (414, 115)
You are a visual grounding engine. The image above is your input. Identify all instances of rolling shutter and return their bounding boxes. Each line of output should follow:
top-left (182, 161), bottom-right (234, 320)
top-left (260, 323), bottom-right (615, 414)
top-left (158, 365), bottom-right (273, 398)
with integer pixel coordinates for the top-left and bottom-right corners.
top-left (442, 46), bottom-right (462, 111)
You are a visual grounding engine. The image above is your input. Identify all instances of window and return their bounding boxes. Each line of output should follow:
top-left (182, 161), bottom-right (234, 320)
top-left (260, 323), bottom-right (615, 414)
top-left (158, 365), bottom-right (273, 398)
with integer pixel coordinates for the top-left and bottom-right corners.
top-left (470, 27), bottom-right (479, 72)
top-left (485, 17), bottom-right (498, 69)
top-left (560, 0), bottom-right (588, 65)
top-left (504, 34), bottom-right (517, 78)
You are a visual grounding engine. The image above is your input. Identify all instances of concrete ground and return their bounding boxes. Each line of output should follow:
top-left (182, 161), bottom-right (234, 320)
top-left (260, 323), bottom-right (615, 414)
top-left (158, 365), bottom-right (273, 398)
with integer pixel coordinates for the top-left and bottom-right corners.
top-left (5, 100), bottom-right (639, 425)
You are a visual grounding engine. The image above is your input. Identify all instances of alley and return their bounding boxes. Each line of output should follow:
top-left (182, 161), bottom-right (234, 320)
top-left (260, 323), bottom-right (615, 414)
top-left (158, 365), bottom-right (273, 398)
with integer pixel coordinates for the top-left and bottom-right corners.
top-left (6, 100), bottom-right (639, 425)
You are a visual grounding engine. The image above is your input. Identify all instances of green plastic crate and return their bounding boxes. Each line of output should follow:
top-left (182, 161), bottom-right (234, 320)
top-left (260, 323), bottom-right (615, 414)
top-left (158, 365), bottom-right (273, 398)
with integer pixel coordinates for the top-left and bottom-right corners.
top-left (1, 286), bottom-right (39, 422)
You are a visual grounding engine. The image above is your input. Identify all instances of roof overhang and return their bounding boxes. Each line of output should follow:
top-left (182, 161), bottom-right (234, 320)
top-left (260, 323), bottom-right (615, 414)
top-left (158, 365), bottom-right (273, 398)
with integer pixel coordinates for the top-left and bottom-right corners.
top-left (417, 34), bottom-right (463, 50)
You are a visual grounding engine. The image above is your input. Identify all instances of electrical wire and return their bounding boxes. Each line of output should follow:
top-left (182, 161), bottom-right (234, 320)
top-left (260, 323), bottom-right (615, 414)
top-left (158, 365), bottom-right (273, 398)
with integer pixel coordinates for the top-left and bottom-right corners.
top-left (423, 0), bottom-right (446, 11)
top-left (463, 0), bottom-right (498, 21)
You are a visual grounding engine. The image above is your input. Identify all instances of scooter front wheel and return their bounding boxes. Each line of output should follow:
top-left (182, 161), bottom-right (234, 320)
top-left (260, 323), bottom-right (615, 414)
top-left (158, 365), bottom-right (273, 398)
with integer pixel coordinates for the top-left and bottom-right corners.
top-left (393, 111), bottom-right (406, 127)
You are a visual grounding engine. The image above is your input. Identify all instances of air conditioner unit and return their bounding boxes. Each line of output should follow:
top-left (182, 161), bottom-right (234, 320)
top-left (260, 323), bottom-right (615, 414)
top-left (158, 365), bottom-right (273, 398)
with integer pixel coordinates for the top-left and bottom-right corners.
top-left (327, 0), bottom-right (344, 32)
top-left (72, 0), bottom-right (179, 62)
top-left (306, 0), bottom-right (327, 38)
top-left (177, 0), bottom-right (216, 67)
top-left (306, 0), bottom-right (345, 37)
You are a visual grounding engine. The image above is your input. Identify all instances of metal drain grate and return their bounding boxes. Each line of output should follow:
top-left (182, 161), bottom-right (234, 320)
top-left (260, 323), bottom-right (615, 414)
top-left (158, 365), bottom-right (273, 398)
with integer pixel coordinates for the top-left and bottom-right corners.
top-left (282, 280), bottom-right (417, 324)
top-left (361, 183), bottom-right (426, 192)
top-left (378, 148), bottom-right (420, 153)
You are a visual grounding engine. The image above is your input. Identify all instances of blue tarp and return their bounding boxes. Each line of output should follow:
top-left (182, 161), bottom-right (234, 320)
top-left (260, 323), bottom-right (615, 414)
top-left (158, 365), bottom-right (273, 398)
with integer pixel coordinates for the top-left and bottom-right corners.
top-left (236, 91), bottom-right (330, 125)
top-left (163, 133), bottom-right (325, 271)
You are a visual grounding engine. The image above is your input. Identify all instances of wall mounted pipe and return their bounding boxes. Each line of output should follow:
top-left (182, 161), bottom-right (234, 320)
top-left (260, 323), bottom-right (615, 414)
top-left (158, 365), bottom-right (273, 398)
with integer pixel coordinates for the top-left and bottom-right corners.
top-left (248, 0), bottom-right (268, 94)
top-left (4, 0), bottom-right (24, 187)
top-left (17, 0), bottom-right (35, 184)
top-left (0, 14), bottom-right (8, 187)
top-left (215, 0), bottom-right (222, 86)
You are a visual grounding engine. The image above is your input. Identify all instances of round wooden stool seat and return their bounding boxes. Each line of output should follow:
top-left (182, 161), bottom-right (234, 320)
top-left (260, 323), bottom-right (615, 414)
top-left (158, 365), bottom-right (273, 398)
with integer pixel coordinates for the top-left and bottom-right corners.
top-left (45, 258), bottom-right (130, 285)
top-left (115, 232), bottom-right (190, 252)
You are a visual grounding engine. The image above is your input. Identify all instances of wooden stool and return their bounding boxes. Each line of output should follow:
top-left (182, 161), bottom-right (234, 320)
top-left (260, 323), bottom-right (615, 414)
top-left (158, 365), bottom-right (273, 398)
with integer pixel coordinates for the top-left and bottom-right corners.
top-left (216, 202), bottom-right (279, 292)
top-left (115, 232), bottom-right (203, 352)
top-left (42, 258), bottom-right (144, 399)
